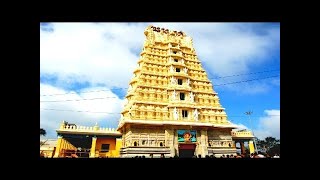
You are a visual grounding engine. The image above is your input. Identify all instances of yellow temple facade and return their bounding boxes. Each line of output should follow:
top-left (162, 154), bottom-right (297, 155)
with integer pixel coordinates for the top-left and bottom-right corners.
top-left (54, 121), bottom-right (122, 158)
top-left (117, 25), bottom-right (241, 158)
top-left (51, 121), bottom-right (254, 158)
top-left (231, 130), bottom-right (255, 155)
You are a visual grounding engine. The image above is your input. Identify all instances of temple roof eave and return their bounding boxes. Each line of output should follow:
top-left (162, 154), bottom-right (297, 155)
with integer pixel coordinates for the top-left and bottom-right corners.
top-left (232, 136), bottom-right (255, 140)
top-left (56, 129), bottom-right (122, 137)
top-left (117, 119), bottom-right (238, 130)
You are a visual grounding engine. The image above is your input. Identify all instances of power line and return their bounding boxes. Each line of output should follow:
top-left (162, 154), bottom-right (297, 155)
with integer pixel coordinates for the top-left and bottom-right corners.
top-left (209, 69), bottom-right (279, 79)
top-left (40, 108), bottom-right (280, 117)
top-left (40, 108), bottom-right (120, 114)
top-left (40, 75), bottom-right (279, 102)
top-left (40, 70), bottom-right (280, 96)
top-left (40, 89), bottom-right (115, 97)
top-left (228, 115), bottom-right (280, 117)
top-left (40, 97), bottom-right (117, 103)
top-left (214, 75), bottom-right (279, 86)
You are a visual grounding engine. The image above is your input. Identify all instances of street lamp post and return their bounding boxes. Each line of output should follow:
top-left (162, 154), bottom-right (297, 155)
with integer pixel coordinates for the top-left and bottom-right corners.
top-left (245, 111), bottom-right (257, 153)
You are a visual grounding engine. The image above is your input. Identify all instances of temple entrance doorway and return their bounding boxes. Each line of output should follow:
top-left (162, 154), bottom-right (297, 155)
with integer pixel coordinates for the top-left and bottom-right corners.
top-left (178, 144), bottom-right (196, 158)
top-left (62, 134), bottom-right (92, 158)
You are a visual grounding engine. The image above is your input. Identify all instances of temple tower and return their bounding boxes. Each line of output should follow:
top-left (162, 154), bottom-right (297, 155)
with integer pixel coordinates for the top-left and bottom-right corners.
top-left (117, 25), bottom-right (237, 158)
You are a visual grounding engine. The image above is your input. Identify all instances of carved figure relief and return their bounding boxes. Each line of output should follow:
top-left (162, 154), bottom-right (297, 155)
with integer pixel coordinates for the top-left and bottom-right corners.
top-left (172, 90), bottom-right (177, 101)
top-left (183, 67), bottom-right (188, 74)
top-left (186, 79), bottom-right (190, 86)
top-left (189, 92), bottom-right (194, 102)
top-left (173, 107), bottom-right (179, 120)
top-left (170, 65), bottom-right (174, 73)
top-left (193, 109), bottom-right (199, 121)
top-left (170, 77), bottom-right (177, 85)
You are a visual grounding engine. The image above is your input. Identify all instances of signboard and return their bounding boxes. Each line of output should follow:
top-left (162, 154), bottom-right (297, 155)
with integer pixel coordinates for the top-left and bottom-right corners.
top-left (177, 130), bottom-right (197, 143)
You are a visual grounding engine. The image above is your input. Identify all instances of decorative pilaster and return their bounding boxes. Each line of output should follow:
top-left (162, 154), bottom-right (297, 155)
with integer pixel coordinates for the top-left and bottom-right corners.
top-left (165, 129), bottom-right (175, 157)
top-left (90, 136), bottom-right (97, 158)
top-left (240, 141), bottom-right (245, 155)
top-left (54, 135), bottom-right (63, 157)
top-left (249, 140), bottom-right (255, 154)
top-left (200, 130), bottom-right (208, 157)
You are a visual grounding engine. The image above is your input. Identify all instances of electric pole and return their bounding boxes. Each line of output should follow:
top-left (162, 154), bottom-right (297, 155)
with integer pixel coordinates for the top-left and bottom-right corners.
top-left (245, 111), bottom-right (257, 153)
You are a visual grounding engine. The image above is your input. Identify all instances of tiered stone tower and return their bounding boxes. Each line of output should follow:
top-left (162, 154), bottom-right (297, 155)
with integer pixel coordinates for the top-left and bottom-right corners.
top-left (117, 25), bottom-right (237, 158)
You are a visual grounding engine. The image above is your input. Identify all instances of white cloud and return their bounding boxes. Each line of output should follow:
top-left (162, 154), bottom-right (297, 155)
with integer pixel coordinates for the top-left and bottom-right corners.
top-left (231, 110), bottom-right (280, 140)
top-left (40, 23), bottom-right (147, 88)
top-left (232, 123), bottom-right (249, 131)
top-left (152, 23), bottom-right (280, 76)
top-left (40, 83), bottom-right (124, 138)
top-left (254, 109), bottom-right (280, 139)
top-left (41, 23), bottom-right (280, 90)
top-left (151, 23), bottom-right (280, 94)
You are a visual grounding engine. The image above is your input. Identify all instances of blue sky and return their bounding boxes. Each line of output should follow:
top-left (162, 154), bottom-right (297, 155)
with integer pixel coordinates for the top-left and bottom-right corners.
top-left (40, 23), bottom-right (280, 140)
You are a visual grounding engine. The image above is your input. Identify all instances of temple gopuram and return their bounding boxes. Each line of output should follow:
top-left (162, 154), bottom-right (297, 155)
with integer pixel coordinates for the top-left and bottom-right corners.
top-left (117, 25), bottom-right (240, 158)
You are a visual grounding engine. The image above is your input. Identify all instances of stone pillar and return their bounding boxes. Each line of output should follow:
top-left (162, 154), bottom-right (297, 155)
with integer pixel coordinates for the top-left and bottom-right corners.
top-left (67, 140), bottom-right (70, 149)
top-left (90, 136), bottom-right (97, 158)
top-left (249, 140), bottom-right (255, 154)
top-left (63, 139), bottom-right (67, 150)
top-left (165, 129), bottom-right (175, 157)
top-left (60, 138), bottom-right (66, 156)
top-left (200, 130), bottom-right (208, 157)
top-left (64, 141), bottom-right (67, 150)
top-left (64, 139), bottom-right (67, 149)
top-left (174, 130), bottom-right (179, 157)
top-left (54, 135), bottom-right (63, 157)
top-left (240, 141), bottom-right (245, 155)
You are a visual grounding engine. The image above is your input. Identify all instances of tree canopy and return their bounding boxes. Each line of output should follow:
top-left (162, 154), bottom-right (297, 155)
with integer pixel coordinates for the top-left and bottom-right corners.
top-left (256, 136), bottom-right (280, 156)
top-left (40, 128), bottom-right (46, 136)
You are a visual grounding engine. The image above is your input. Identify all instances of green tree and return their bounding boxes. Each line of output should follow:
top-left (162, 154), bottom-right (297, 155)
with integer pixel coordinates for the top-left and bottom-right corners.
top-left (256, 136), bottom-right (280, 156)
top-left (40, 128), bottom-right (47, 147)
top-left (40, 128), bottom-right (46, 136)
top-left (268, 144), bottom-right (280, 156)
top-left (265, 137), bottom-right (279, 147)
top-left (256, 138), bottom-right (267, 150)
